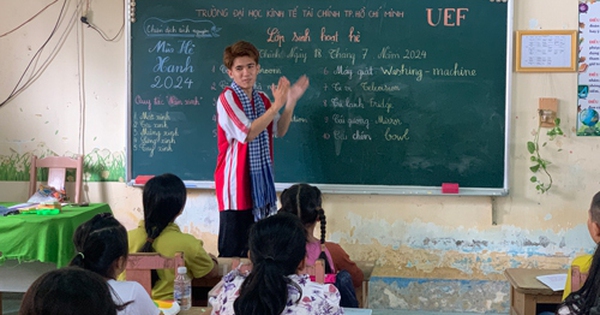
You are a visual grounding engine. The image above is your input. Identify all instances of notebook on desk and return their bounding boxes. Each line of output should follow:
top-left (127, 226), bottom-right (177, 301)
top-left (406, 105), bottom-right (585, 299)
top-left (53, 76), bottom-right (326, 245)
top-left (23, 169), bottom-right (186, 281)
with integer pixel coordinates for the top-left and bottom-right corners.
top-left (536, 273), bottom-right (567, 291)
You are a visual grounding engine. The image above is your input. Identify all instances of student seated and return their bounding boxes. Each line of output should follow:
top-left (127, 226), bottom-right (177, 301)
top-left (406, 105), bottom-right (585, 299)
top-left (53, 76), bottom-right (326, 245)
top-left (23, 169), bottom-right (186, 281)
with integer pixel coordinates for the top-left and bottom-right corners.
top-left (557, 244), bottom-right (600, 314)
top-left (127, 173), bottom-right (219, 300)
top-left (557, 191), bottom-right (600, 314)
top-left (562, 191), bottom-right (600, 299)
top-left (279, 183), bottom-right (363, 307)
top-left (19, 267), bottom-right (125, 315)
top-left (70, 212), bottom-right (160, 315)
top-left (209, 213), bottom-right (344, 315)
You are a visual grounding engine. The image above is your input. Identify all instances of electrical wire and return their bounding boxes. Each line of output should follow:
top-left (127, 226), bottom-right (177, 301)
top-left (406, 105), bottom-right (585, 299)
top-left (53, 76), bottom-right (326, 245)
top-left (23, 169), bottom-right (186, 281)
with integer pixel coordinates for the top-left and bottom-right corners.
top-left (81, 16), bottom-right (124, 42)
top-left (76, 11), bottom-right (86, 161)
top-left (0, 0), bottom-right (68, 107)
top-left (0, 0), bottom-right (59, 38)
top-left (0, 0), bottom-right (85, 107)
top-left (0, 0), bottom-right (124, 107)
top-left (80, 0), bottom-right (125, 42)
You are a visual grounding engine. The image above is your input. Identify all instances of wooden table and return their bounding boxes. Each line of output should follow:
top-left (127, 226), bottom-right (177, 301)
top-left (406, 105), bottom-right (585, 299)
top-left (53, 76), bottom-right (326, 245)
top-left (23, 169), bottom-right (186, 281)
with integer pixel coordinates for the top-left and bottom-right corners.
top-left (504, 268), bottom-right (566, 315)
top-left (181, 307), bottom-right (212, 315)
top-left (192, 258), bottom-right (376, 308)
top-left (181, 307), bottom-right (385, 314)
top-left (0, 203), bottom-right (112, 315)
top-left (355, 260), bottom-right (375, 308)
top-left (0, 203), bottom-right (113, 269)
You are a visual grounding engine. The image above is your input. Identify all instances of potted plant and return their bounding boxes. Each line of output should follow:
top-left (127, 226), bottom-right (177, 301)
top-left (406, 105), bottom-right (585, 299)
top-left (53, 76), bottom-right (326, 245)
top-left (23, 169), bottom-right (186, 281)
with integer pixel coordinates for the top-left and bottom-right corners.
top-left (527, 117), bottom-right (564, 193)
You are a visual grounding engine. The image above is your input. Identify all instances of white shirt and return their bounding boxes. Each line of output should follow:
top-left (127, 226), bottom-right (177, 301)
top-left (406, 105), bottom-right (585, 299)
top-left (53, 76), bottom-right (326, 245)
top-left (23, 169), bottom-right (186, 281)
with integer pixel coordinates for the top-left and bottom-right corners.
top-left (108, 279), bottom-right (161, 315)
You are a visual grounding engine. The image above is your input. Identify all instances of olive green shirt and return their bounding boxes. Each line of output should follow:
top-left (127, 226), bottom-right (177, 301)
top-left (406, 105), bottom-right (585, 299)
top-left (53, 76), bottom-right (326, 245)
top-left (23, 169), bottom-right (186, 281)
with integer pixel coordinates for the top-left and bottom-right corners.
top-left (128, 220), bottom-right (214, 300)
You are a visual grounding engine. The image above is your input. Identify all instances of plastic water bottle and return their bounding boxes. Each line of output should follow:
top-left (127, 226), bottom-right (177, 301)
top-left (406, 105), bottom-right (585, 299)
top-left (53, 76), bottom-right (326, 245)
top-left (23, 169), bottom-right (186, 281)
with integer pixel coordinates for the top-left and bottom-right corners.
top-left (174, 266), bottom-right (192, 310)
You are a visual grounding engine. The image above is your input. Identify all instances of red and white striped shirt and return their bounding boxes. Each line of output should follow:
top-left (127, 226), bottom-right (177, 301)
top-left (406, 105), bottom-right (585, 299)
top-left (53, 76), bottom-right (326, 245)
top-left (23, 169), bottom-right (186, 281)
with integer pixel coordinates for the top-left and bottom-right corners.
top-left (214, 87), bottom-right (278, 211)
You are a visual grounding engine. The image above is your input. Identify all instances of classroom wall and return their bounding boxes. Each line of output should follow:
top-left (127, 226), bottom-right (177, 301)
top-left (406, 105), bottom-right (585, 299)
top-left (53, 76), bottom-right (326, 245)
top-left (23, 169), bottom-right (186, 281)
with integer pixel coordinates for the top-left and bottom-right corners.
top-left (1, 0), bottom-right (598, 312)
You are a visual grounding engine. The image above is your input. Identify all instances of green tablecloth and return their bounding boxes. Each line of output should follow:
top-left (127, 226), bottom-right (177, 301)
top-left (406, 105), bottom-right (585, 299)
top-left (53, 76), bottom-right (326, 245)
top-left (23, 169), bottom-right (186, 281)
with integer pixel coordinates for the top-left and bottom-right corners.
top-left (0, 203), bottom-right (112, 268)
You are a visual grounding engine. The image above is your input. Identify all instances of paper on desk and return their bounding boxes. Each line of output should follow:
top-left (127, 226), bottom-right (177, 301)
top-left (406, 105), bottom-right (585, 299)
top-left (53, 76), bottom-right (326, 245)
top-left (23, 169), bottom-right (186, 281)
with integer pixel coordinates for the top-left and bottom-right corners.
top-left (536, 273), bottom-right (567, 291)
top-left (8, 203), bottom-right (36, 210)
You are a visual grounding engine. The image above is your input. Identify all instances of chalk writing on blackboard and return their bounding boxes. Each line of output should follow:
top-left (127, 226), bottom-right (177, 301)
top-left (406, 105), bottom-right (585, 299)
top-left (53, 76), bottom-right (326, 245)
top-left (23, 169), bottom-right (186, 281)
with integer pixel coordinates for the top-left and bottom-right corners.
top-left (129, 0), bottom-right (509, 194)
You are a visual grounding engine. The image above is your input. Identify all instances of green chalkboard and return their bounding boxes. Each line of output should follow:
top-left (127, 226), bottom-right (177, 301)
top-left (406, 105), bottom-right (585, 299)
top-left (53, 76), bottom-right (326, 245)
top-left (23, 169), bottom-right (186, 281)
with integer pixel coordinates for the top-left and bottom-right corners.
top-left (129, 0), bottom-right (510, 194)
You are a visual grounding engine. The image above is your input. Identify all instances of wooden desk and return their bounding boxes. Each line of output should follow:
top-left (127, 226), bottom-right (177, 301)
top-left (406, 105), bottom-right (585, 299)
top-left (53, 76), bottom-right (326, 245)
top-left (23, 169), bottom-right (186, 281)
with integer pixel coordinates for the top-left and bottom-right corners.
top-left (181, 307), bottom-right (212, 315)
top-left (504, 268), bottom-right (565, 315)
top-left (181, 307), bottom-right (383, 315)
top-left (355, 260), bottom-right (375, 308)
top-left (192, 258), bottom-right (376, 308)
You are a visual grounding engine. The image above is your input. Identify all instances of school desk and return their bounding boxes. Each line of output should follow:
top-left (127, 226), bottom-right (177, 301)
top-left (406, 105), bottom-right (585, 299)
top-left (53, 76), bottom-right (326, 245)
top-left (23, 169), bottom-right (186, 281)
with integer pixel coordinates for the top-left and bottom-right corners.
top-left (504, 268), bottom-right (565, 315)
top-left (0, 203), bottom-right (112, 292)
top-left (181, 307), bottom-right (379, 315)
top-left (180, 307), bottom-right (211, 315)
top-left (191, 258), bottom-right (376, 308)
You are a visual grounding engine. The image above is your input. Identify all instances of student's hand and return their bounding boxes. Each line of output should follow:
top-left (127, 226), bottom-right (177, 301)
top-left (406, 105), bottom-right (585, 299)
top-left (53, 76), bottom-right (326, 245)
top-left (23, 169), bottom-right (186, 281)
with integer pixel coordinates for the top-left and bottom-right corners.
top-left (287, 75), bottom-right (309, 107)
top-left (271, 76), bottom-right (290, 111)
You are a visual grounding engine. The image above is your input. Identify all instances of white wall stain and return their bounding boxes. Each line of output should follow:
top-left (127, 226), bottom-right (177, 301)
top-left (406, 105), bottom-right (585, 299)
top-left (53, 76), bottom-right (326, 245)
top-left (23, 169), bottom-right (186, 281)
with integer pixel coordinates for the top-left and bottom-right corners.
top-left (331, 213), bottom-right (594, 257)
top-left (371, 278), bottom-right (509, 312)
top-left (176, 193), bottom-right (220, 235)
top-left (330, 213), bottom-right (595, 277)
top-left (383, 288), bottom-right (409, 308)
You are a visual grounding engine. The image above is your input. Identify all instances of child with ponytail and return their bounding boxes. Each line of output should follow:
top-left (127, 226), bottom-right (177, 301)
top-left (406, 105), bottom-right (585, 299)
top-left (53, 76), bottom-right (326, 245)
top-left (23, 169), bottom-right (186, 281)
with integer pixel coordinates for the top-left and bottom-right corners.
top-left (279, 183), bottom-right (363, 308)
top-left (127, 173), bottom-right (218, 300)
top-left (69, 213), bottom-right (159, 315)
top-left (209, 213), bottom-right (343, 315)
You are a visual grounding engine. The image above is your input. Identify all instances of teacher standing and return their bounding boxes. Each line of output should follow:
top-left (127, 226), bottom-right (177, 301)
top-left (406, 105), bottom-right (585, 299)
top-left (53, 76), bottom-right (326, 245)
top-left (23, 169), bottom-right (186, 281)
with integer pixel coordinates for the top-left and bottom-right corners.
top-left (214, 40), bottom-right (309, 257)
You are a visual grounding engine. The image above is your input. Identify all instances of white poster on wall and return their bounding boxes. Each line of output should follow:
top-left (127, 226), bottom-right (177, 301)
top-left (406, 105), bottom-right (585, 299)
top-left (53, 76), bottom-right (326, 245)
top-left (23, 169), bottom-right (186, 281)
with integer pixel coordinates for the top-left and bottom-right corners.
top-left (578, 1), bottom-right (600, 136)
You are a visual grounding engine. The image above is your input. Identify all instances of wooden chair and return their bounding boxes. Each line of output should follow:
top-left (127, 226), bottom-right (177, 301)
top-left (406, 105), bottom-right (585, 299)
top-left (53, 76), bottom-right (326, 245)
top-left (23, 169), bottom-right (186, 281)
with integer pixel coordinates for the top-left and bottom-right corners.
top-left (304, 259), bottom-right (326, 284)
top-left (29, 155), bottom-right (84, 204)
top-left (125, 252), bottom-right (185, 296)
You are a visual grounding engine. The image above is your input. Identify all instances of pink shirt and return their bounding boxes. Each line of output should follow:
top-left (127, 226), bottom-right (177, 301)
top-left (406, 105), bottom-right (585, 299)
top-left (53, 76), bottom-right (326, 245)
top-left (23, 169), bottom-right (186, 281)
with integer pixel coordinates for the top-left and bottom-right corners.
top-left (306, 240), bottom-right (336, 273)
top-left (214, 88), bottom-right (277, 211)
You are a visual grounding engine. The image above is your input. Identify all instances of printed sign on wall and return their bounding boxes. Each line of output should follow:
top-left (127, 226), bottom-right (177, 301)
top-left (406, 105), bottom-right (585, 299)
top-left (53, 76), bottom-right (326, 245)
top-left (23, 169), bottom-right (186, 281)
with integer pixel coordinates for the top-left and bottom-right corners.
top-left (578, 0), bottom-right (600, 136)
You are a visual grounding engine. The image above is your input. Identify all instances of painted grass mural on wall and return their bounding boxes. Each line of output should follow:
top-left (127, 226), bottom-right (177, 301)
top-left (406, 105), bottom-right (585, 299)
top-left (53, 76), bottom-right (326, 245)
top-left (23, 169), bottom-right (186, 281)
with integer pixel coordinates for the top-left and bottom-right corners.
top-left (0, 148), bottom-right (31, 181)
top-left (85, 148), bottom-right (125, 182)
top-left (0, 147), bottom-right (125, 182)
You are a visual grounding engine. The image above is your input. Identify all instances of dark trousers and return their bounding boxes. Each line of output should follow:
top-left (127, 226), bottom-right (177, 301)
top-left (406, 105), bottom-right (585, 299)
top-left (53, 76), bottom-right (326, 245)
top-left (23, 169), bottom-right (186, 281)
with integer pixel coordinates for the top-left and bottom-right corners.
top-left (218, 210), bottom-right (254, 257)
top-left (335, 270), bottom-right (359, 308)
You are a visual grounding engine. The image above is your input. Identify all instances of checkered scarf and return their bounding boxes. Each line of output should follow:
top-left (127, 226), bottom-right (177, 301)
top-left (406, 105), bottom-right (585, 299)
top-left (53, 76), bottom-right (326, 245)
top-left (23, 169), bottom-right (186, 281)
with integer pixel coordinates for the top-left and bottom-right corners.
top-left (230, 82), bottom-right (277, 221)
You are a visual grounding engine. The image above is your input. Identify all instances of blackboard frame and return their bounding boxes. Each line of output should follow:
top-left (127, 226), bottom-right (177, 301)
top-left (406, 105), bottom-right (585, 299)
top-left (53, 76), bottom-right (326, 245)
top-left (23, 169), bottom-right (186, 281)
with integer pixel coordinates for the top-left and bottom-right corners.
top-left (125, 0), bottom-right (514, 196)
